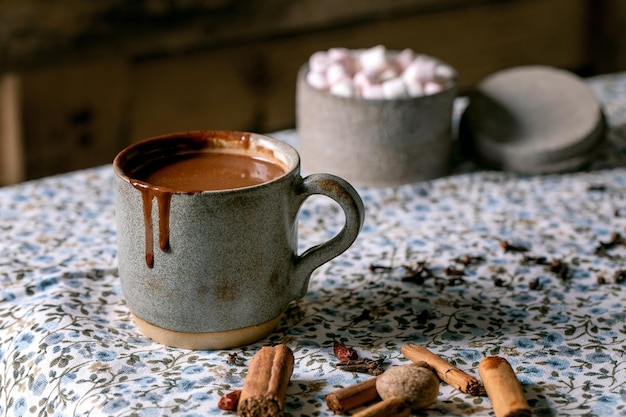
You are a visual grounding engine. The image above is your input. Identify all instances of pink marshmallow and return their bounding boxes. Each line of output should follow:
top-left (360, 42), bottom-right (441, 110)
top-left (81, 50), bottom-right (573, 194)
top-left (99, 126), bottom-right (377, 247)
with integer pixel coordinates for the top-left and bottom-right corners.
top-left (306, 70), bottom-right (329, 90)
top-left (326, 62), bottom-right (351, 85)
top-left (328, 47), bottom-right (352, 62)
top-left (394, 48), bottom-right (416, 71)
top-left (423, 81), bottom-right (443, 95)
top-left (361, 83), bottom-right (385, 100)
top-left (353, 70), bottom-right (375, 90)
top-left (309, 50), bottom-right (330, 73)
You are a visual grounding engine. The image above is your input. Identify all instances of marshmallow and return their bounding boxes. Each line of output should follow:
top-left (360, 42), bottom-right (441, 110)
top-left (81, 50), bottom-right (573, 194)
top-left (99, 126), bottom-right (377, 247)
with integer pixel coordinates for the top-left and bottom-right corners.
top-left (394, 48), bottom-right (416, 71)
top-left (353, 70), bottom-right (376, 90)
top-left (435, 63), bottom-right (455, 84)
top-left (328, 47), bottom-right (352, 62)
top-left (328, 47), bottom-right (358, 75)
top-left (326, 62), bottom-right (351, 85)
top-left (309, 51), bottom-right (330, 73)
top-left (423, 81), bottom-right (443, 95)
top-left (414, 57), bottom-right (436, 83)
top-left (330, 80), bottom-right (355, 98)
top-left (358, 45), bottom-right (389, 73)
top-left (361, 83), bottom-right (385, 100)
top-left (305, 46), bottom-right (454, 99)
top-left (379, 66), bottom-right (399, 82)
top-left (306, 70), bottom-right (328, 90)
top-left (382, 77), bottom-right (409, 99)
top-left (405, 80), bottom-right (424, 97)
top-left (402, 60), bottom-right (420, 85)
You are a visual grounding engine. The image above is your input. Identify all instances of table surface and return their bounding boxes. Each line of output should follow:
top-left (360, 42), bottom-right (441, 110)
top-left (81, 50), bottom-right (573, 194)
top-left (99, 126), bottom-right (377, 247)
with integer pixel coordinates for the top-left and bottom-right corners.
top-left (2, 72), bottom-right (626, 417)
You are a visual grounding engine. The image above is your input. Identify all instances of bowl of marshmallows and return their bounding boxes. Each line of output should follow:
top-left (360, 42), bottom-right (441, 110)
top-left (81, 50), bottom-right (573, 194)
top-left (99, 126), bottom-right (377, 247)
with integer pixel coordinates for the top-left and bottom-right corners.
top-left (296, 45), bottom-right (457, 187)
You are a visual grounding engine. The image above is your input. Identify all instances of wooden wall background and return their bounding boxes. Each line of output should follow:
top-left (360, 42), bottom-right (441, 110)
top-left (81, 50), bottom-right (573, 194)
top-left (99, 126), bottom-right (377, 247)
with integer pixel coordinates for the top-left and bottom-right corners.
top-left (1, 0), bottom-right (625, 183)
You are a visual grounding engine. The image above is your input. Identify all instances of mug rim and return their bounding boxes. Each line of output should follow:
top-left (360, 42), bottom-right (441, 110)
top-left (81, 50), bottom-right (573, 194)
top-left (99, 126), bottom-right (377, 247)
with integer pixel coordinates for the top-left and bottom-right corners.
top-left (113, 130), bottom-right (300, 194)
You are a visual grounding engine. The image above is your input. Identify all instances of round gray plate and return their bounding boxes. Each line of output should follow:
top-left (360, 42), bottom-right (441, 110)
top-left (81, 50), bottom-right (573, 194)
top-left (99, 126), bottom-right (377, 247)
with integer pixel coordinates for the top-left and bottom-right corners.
top-left (460, 66), bottom-right (605, 174)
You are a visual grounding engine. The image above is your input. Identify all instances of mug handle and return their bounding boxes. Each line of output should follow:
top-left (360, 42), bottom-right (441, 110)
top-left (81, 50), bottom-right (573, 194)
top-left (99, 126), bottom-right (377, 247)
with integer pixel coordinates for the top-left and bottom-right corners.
top-left (291, 173), bottom-right (365, 299)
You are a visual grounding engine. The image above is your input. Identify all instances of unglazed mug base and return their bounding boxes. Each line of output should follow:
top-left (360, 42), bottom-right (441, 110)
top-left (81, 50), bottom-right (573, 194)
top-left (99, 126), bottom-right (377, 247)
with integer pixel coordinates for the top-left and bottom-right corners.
top-left (131, 313), bottom-right (282, 350)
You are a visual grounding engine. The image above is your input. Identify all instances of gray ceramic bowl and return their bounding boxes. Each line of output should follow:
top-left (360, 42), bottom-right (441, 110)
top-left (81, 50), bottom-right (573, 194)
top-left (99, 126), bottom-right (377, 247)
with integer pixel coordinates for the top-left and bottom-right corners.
top-left (296, 56), bottom-right (457, 188)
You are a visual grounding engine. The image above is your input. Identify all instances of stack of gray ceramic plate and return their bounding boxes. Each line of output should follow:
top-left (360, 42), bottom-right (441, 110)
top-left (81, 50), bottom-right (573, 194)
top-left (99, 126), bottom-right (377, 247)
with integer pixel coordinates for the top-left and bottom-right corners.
top-left (460, 66), bottom-right (605, 174)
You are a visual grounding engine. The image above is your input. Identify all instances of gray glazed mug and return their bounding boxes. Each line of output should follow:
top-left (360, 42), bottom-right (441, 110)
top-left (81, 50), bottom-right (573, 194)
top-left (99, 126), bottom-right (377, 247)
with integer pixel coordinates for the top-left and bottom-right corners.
top-left (113, 130), bottom-right (364, 349)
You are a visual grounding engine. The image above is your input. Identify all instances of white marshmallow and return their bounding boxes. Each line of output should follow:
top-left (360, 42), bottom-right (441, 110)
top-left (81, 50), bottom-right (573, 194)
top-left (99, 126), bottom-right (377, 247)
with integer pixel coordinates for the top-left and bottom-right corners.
top-left (394, 48), bottom-right (416, 71)
top-left (353, 70), bottom-right (376, 90)
top-left (329, 48), bottom-right (358, 76)
top-left (405, 80), bottom-right (424, 97)
top-left (382, 77), bottom-right (409, 99)
top-left (306, 70), bottom-right (329, 90)
top-left (326, 62), bottom-right (351, 85)
top-left (361, 83), bottom-right (385, 99)
top-left (309, 51), bottom-right (330, 73)
top-left (306, 46), bottom-right (454, 97)
top-left (402, 60), bottom-right (421, 84)
top-left (358, 45), bottom-right (388, 73)
top-left (330, 80), bottom-right (354, 98)
top-left (435, 63), bottom-right (455, 83)
top-left (414, 57), bottom-right (437, 83)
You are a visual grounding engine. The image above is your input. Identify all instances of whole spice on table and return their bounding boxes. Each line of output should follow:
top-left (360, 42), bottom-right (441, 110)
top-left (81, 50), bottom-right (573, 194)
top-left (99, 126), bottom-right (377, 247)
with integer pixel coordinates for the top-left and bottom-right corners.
top-left (443, 265), bottom-right (465, 277)
top-left (453, 255), bottom-right (485, 266)
top-left (218, 389), bottom-right (242, 411)
top-left (401, 261), bottom-right (433, 285)
top-left (595, 231), bottom-right (625, 256)
top-left (521, 255), bottom-right (549, 265)
top-left (325, 377), bottom-right (380, 414)
top-left (478, 356), bottom-right (531, 417)
top-left (499, 240), bottom-right (529, 253)
top-left (226, 352), bottom-right (246, 366)
top-left (401, 344), bottom-right (483, 396)
top-left (237, 344), bottom-right (294, 417)
top-left (374, 363), bottom-right (439, 411)
top-left (368, 263), bottom-right (393, 272)
top-left (528, 277), bottom-right (541, 290)
top-left (335, 357), bottom-right (386, 376)
top-left (548, 259), bottom-right (569, 280)
top-left (333, 341), bottom-right (359, 362)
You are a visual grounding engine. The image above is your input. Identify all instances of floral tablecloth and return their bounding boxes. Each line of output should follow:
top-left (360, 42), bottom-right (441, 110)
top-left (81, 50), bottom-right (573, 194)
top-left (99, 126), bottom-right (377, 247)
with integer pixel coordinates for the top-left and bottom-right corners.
top-left (2, 72), bottom-right (626, 417)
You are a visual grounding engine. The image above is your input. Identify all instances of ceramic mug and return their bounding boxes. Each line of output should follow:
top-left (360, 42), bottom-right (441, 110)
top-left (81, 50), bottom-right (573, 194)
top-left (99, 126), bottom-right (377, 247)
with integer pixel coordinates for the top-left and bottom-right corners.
top-left (113, 131), bottom-right (364, 349)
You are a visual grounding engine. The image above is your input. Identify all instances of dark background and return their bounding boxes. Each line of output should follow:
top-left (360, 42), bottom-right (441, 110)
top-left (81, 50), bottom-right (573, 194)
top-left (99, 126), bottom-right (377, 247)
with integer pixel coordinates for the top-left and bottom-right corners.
top-left (1, 0), bottom-right (624, 183)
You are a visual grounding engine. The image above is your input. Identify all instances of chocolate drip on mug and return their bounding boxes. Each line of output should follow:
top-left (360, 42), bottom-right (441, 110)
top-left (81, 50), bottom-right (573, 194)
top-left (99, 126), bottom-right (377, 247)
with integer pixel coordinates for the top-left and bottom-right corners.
top-left (131, 180), bottom-right (172, 268)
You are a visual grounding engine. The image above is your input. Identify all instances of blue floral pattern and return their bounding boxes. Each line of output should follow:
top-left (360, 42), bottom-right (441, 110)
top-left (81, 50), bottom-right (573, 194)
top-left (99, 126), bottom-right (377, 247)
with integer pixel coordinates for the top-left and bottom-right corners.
top-left (2, 73), bottom-right (626, 416)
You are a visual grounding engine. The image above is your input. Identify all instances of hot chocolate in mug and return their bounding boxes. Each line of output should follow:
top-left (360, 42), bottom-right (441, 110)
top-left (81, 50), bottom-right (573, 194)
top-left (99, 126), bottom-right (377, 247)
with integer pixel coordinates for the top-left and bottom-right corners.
top-left (113, 130), bottom-right (365, 349)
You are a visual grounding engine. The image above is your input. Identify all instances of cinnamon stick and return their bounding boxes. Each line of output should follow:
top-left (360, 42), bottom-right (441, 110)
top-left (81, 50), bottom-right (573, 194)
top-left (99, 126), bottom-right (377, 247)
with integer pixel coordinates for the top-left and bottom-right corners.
top-left (237, 344), bottom-right (294, 417)
top-left (325, 377), bottom-right (380, 414)
top-left (401, 344), bottom-right (483, 396)
top-left (478, 356), bottom-right (531, 417)
top-left (351, 397), bottom-right (410, 417)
